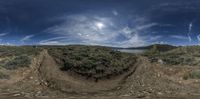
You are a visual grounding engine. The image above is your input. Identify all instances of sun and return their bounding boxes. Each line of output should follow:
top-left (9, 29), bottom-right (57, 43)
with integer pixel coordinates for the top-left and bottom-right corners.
top-left (95, 22), bottom-right (105, 30)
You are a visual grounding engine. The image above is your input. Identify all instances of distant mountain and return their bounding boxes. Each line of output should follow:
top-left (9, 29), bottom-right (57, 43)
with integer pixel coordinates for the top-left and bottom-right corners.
top-left (114, 44), bottom-right (177, 52)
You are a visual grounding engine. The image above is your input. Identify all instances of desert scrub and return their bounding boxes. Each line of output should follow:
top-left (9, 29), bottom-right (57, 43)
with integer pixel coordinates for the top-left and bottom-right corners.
top-left (0, 46), bottom-right (42, 58)
top-left (0, 46), bottom-right (41, 70)
top-left (145, 46), bottom-right (200, 66)
top-left (4, 55), bottom-right (31, 70)
top-left (48, 45), bottom-right (137, 81)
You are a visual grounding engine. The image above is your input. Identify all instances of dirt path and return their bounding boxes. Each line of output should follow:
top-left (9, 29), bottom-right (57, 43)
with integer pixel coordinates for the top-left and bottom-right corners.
top-left (39, 50), bottom-right (140, 94)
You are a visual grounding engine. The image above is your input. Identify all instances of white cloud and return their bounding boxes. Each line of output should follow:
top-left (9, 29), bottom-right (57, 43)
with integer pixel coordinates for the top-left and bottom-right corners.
top-left (170, 35), bottom-right (188, 40)
top-left (21, 35), bottom-right (34, 42)
top-left (134, 23), bottom-right (157, 31)
top-left (0, 42), bottom-right (13, 46)
top-left (153, 41), bottom-right (168, 45)
top-left (39, 41), bottom-right (65, 45)
top-left (197, 34), bottom-right (200, 42)
top-left (158, 24), bottom-right (175, 27)
top-left (44, 14), bottom-right (158, 47)
top-left (116, 34), bottom-right (146, 47)
top-left (188, 22), bottom-right (193, 42)
top-left (39, 37), bottom-right (68, 43)
top-left (112, 10), bottom-right (118, 16)
top-left (149, 35), bottom-right (162, 41)
top-left (0, 33), bottom-right (9, 37)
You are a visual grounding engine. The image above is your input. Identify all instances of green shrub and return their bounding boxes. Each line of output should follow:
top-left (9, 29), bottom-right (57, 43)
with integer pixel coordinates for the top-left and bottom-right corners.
top-left (4, 55), bottom-right (31, 70)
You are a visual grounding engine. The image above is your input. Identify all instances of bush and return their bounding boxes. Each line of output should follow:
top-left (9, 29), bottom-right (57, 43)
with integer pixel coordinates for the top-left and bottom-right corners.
top-left (4, 55), bottom-right (31, 70)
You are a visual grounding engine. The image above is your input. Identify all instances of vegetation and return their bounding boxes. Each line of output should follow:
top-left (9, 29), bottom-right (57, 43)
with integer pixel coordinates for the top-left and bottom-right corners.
top-left (144, 46), bottom-right (200, 66)
top-left (183, 70), bottom-right (200, 80)
top-left (0, 46), bottom-right (41, 70)
top-left (4, 55), bottom-right (31, 70)
top-left (48, 45), bottom-right (137, 81)
top-left (0, 46), bottom-right (41, 58)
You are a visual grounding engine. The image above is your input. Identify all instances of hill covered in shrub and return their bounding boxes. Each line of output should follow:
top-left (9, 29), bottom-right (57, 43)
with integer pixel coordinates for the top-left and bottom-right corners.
top-left (145, 46), bottom-right (200, 66)
top-left (0, 46), bottom-right (41, 70)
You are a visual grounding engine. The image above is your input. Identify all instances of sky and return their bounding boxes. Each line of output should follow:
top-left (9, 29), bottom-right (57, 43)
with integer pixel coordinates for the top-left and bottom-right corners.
top-left (0, 0), bottom-right (200, 47)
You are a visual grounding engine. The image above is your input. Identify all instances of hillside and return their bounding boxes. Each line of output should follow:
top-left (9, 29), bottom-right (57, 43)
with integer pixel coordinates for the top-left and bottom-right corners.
top-left (129, 44), bottom-right (177, 52)
top-left (145, 46), bottom-right (200, 66)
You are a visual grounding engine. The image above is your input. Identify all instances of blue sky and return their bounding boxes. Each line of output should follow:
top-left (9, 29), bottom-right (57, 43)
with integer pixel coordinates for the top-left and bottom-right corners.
top-left (0, 0), bottom-right (200, 47)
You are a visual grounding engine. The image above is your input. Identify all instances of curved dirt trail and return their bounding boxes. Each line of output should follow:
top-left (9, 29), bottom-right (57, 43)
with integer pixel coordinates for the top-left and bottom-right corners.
top-left (39, 50), bottom-right (140, 94)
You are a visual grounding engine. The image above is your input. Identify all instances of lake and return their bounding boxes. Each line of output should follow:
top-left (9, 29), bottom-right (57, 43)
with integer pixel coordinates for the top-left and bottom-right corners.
top-left (117, 49), bottom-right (147, 54)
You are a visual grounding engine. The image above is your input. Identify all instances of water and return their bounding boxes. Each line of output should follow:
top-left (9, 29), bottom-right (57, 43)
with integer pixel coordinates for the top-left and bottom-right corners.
top-left (117, 49), bottom-right (147, 54)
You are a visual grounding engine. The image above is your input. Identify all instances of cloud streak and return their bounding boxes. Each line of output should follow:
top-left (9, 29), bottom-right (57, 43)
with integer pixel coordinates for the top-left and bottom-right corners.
top-left (0, 33), bottom-right (9, 37)
top-left (21, 35), bottom-right (34, 42)
top-left (188, 22), bottom-right (193, 42)
top-left (197, 34), bottom-right (200, 42)
top-left (171, 35), bottom-right (188, 40)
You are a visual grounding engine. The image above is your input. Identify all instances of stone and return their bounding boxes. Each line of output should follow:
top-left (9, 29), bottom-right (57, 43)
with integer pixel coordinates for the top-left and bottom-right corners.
top-left (13, 93), bottom-right (21, 96)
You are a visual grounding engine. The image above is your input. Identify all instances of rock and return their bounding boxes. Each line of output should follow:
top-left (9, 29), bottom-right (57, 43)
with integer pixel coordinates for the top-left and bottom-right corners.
top-left (157, 73), bottom-right (161, 77)
top-left (24, 93), bottom-right (32, 98)
top-left (195, 80), bottom-right (198, 82)
top-left (136, 94), bottom-right (146, 98)
top-left (121, 94), bottom-right (130, 97)
top-left (35, 91), bottom-right (42, 96)
top-left (158, 59), bottom-right (164, 64)
top-left (30, 76), bottom-right (33, 79)
top-left (37, 91), bottom-right (41, 94)
top-left (117, 87), bottom-right (121, 90)
top-left (157, 92), bottom-right (163, 95)
top-left (13, 93), bottom-right (21, 96)
top-left (44, 82), bottom-right (48, 86)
